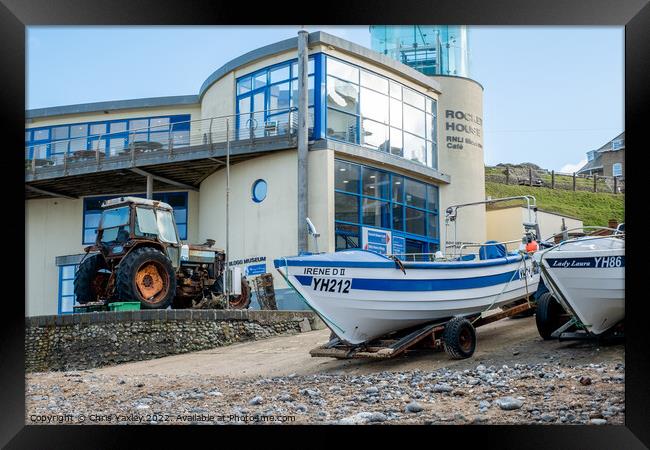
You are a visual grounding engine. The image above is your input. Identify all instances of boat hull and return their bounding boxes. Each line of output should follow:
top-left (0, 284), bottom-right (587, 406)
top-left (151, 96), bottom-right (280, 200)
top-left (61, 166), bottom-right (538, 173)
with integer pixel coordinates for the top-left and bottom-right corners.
top-left (538, 237), bottom-right (624, 335)
top-left (275, 251), bottom-right (539, 344)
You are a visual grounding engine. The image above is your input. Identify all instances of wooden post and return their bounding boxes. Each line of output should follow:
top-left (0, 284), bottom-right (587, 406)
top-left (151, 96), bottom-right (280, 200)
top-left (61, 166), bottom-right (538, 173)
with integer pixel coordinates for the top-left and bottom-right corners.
top-left (573, 172), bottom-right (577, 191)
top-left (614, 176), bottom-right (618, 194)
top-left (528, 167), bottom-right (533, 186)
top-left (551, 170), bottom-right (555, 189)
top-left (504, 168), bottom-right (509, 185)
top-left (593, 175), bottom-right (597, 192)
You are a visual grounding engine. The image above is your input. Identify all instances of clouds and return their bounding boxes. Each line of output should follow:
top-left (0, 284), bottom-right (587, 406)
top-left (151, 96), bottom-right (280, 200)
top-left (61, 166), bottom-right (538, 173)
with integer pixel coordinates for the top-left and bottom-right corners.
top-left (560, 158), bottom-right (587, 174)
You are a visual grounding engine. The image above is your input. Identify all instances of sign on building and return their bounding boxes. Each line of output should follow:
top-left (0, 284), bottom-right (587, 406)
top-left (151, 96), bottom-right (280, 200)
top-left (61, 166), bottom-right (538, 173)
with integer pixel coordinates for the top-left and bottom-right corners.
top-left (392, 235), bottom-right (405, 256)
top-left (362, 227), bottom-right (391, 255)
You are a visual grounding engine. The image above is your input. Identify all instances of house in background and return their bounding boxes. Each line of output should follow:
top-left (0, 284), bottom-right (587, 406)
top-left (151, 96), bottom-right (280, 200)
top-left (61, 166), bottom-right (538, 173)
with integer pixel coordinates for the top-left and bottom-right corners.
top-left (577, 132), bottom-right (625, 178)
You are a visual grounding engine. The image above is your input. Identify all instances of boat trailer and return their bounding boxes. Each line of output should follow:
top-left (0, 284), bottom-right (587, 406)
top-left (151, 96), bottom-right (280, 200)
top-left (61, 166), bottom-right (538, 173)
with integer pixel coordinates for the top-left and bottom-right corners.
top-left (309, 298), bottom-right (535, 360)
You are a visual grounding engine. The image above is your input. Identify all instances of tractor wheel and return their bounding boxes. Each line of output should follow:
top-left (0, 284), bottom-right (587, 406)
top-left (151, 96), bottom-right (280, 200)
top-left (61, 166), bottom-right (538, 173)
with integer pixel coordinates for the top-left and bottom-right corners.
top-left (115, 247), bottom-right (176, 309)
top-left (535, 292), bottom-right (566, 340)
top-left (443, 317), bottom-right (477, 359)
top-left (228, 278), bottom-right (251, 309)
top-left (74, 253), bottom-right (110, 304)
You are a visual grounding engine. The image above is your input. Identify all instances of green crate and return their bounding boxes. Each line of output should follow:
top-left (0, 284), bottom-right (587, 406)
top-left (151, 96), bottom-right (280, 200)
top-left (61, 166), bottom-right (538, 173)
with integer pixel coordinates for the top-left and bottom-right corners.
top-left (109, 302), bottom-right (141, 311)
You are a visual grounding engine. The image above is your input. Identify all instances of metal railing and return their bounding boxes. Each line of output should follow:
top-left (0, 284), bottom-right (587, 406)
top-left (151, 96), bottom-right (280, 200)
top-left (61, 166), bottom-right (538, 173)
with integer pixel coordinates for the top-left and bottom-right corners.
top-left (25, 107), bottom-right (298, 174)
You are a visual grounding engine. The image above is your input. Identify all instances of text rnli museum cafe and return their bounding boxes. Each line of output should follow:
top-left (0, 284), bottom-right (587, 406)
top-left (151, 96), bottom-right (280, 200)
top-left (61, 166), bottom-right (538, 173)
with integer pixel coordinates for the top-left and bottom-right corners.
top-left (25, 31), bottom-right (485, 316)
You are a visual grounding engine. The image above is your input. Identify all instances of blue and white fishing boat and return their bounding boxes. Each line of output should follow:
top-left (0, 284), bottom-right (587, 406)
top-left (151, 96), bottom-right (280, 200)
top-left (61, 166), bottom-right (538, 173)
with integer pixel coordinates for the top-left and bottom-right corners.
top-left (275, 196), bottom-right (541, 345)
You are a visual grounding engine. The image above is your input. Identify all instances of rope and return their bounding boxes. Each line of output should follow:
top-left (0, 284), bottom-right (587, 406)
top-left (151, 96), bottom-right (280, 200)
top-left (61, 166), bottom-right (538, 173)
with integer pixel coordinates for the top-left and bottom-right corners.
top-left (471, 253), bottom-right (526, 325)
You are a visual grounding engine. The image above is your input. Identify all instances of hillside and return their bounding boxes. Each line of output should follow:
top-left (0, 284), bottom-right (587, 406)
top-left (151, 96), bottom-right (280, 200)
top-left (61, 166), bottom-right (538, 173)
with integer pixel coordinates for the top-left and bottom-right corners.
top-left (485, 182), bottom-right (625, 227)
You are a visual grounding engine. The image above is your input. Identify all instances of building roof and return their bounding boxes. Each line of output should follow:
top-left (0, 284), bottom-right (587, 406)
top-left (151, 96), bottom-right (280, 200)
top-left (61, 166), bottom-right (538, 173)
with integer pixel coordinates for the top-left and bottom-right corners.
top-left (26, 31), bottom-right (452, 120)
top-left (577, 131), bottom-right (624, 174)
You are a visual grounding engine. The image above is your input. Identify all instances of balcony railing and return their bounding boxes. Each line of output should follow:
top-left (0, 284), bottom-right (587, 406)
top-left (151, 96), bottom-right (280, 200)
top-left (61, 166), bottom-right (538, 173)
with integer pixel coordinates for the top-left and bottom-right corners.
top-left (25, 108), bottom-right (298, 175)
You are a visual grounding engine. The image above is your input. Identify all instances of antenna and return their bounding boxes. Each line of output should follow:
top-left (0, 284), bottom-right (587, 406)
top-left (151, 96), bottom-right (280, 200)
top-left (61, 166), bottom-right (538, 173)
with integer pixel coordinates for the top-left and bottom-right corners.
top-left (306, 217), bottom-right (320, 253)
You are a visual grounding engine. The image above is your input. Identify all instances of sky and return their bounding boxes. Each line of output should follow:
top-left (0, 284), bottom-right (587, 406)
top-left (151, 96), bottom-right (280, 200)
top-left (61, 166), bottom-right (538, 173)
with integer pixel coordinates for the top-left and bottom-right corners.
top-left (26, 26), bottom-right (624, 172)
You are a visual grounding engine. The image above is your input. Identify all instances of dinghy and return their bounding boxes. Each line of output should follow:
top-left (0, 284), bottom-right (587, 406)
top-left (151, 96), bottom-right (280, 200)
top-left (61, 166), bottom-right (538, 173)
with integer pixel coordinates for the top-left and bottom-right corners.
top-left (275, 196), bottom-right (542, 345)
top-left (535, 233), bottom-right (624, 336)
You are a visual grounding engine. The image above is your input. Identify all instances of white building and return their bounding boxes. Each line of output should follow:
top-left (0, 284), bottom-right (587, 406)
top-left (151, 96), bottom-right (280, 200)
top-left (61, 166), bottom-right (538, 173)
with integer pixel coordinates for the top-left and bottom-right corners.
top-left (25, 31), bottom-right (488, 316)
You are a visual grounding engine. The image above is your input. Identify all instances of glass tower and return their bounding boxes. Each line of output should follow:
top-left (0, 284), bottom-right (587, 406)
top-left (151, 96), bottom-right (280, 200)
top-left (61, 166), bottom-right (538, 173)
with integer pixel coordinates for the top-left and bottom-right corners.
top-left (369, 26), bottom-right (470, 78)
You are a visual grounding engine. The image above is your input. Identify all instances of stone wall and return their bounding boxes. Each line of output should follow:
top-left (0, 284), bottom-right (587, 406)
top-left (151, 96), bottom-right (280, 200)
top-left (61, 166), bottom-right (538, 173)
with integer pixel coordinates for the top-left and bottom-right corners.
top-left (25, 309), bottom-right (324, 373)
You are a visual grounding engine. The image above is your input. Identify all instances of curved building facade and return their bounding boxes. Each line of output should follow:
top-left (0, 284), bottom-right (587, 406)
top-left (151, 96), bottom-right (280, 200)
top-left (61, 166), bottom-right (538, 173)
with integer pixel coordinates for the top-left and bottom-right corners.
top-left (25, 31), bottom-right (487, 316)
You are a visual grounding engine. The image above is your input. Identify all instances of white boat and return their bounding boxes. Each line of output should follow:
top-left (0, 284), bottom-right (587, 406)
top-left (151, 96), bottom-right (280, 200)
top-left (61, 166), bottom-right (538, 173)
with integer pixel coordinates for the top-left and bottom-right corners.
top-left (275, 247), bottom-right (540, 345)
top-left (536, 234), bottom-right (625, 336)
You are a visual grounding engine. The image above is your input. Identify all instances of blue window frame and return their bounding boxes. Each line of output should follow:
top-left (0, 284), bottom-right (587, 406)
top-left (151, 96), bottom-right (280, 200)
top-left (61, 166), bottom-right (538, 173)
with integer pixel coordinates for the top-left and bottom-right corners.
top-left (334, 159), bottom-right (439, 255)
top-left (235, 55), bottom-right (321, 140)
top-left (58, 264), bottom-right (78, 314)
top-left (325, 55), bottom-right (438, 169)
top-left (25, 114), bottom-right (191, 161)
top-left (82, 191), bottom-right (189, 245)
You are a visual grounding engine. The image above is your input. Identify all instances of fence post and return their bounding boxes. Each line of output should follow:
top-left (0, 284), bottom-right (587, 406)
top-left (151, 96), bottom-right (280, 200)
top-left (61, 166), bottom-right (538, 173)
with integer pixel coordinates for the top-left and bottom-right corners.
top-left (504, 168), bottom-right (509, 185)
top-left (528, 167), bottom-right (533, 186)
top-left (551, 170), bottom-right (555, 189)
top-left (573, 172), bottom-right (577, 191)
top-left (593, 175), bottom-right (597, 192)
top-left (614, 176), bottom-right (618, 194)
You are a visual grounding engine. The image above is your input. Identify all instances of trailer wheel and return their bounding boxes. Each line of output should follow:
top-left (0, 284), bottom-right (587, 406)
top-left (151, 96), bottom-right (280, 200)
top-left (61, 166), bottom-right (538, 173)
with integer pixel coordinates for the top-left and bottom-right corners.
top-left (74, 253), bottom-right (110, 304)
top-left (535, 292), bottom-right (565, 340)
top-left (443, 317), bottom-right (476, 359)
top-left (115, 247), bottom-right (176, 309)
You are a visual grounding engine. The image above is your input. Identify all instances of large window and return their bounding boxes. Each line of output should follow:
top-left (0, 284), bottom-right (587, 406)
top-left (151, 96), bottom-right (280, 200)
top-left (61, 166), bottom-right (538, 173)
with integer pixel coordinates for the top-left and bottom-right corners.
top-left (334, 159), bottom-right (439, 254)
top-left (236, 56), bottom-right (318, 139)
top-left (58, 264), bottom-right (78, 314)
top-left (83, 192), bottom-right (189, 244)
top-left (25, 114), bottom-right (191, 161)
top-left (326, 56), bottom-right (438, 169)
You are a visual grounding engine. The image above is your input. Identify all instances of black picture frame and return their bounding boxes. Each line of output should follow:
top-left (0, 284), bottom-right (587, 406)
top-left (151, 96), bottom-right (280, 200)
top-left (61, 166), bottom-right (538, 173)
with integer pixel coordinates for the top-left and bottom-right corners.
top-left (1, 0), bottom-right (648, 447)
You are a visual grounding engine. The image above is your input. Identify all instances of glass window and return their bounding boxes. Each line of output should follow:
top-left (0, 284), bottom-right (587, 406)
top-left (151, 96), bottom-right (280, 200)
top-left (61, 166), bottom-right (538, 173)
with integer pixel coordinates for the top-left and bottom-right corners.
top-left (252, 179), bottom-right (268, 203)
top-left (389, 127), bottom-right (402, 156)
top-left (25, 131), bottom-right (30, 142)
top-left (69, 139), bottom-right (87, 152)
top-left (270, 65), bottom-right (290, 84)
top-left (403, 133), bottom-right (426, 164)
top-left (392, 203), bottom-right (404, 231)
top-left (172, 131), bottom-right (190, 146)
top-left (403, 88), bottom-right (425, 110)
top-left (136, 207), bottom-right (158, 235)
top-left (253, 72), bottom-right (267, 89)
top-left (237, 76), bottom-right (252, 94)
top-left (150, 132), bottom-right (169, 144)
top-left (327, 109), bottom-right (357, 143)
top-left (405, 178), bottom-right (426, 209)
top-left (427, 185), bottom-right (438, 211)
top-left (291, 75), bottom-right (315, 106)
top-left (101, 206), bottom-right (130, 228)
top-left (360, 70), bottom-right (389, 94)
top-left (427, 212), bottom-right (438, 238)
top-left (129, 119), bottom-right (148, 131)
top-left (89, 123), bottom-right (106, 135)
top-left (269, 82), bottom-right (292, 111)
top-left (110, 122), bottom-right (127, 133)
top-left (390, 98), bottom-right (402, 129)
top-left (327, 76), bottom-right (358, 114)
top-left (362, 167), bottom-right (389, 199)
top-left (612, 163), bottom-right (622, 177)
top-left (360, 87), bottom-right (389, 124)
top-left (150, 117), bottom-right (170, 131)
top-left (52, 126), bottom-right (69, 140)
top-left (335, 192), bottom-right (359, 223)
top-left (52, 141), bottom-right (69, 154)
top-left (361, 119), bottom-right (389, 152)
top-left (89, 139), bottom-right (106, 152)
top-left (427, 141), bottom-right (437, 169)
top-left (335, 223), bottom-right (359, 251)
top-left (389, 81), bottom-right (402, 100)
top-left (291, 58), bottom-right (315, 77)
top-left (335, 160), bottom-right (360, 193)
top-left (33, 129), bottom-right (49, 140)
top-left (70, 124), bottom-right (87, 138)
top-left (403, 104), bottom-right (426, 137)
top-left (425, 97), bottom-right (435, 114)
top-left (362, 198), bottom-right (390, 228)
top-left (33, 144), bottom-right (47, 159)
top-left (108, 138), bottom-right (126, 155)
top-left (426, 113), bottom-right (436, 142)
top-left (129, 133), bottom-right (149, 144)
top-left (156, 210), bottom-right (178, 244)
top-left (327, 58), bottom-right (359, 83)
top-left (405, 207), bottom-right (425, 235)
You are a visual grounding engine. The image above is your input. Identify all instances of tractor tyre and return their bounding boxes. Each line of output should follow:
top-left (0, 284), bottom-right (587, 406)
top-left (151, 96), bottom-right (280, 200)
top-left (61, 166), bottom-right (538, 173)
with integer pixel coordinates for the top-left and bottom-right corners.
top-left (115, 247), bottom-right (176, 309)
top-left (443, 317), bottom-right (477, 359)
top-left (535, 292), bottom-right (565, 340)
top-left (228, 278), bottom-right (252, 309)
top-left (74, 253), bottom-right (110, 304)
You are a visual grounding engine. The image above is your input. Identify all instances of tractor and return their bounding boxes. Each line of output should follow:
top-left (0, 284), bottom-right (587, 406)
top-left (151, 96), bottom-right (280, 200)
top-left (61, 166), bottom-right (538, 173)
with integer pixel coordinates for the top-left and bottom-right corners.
top-left (74, 196), bottom-right (250, 309)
